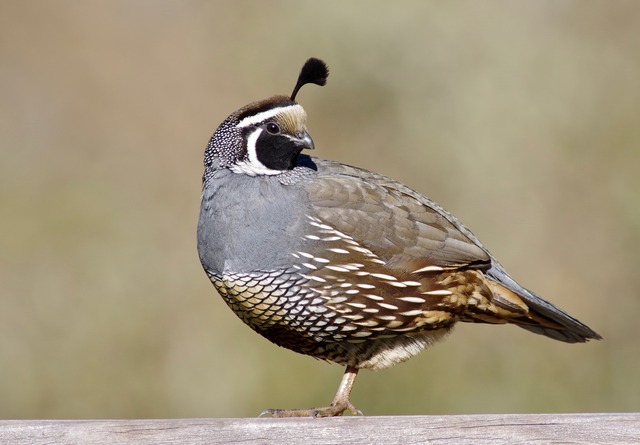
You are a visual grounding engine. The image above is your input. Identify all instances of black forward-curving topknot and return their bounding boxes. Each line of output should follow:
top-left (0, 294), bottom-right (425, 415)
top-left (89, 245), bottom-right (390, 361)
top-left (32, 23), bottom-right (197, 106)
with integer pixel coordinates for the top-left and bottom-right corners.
top-left (290, 58), bottom-right (329, 102)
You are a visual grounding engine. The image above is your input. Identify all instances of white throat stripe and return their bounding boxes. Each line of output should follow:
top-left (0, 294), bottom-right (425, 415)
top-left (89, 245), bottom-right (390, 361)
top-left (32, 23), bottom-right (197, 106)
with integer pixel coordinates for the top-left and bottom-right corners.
top-left (236, 104), bottom-right (303, 128)
top-left (229, 128), bottom-right (282, 176)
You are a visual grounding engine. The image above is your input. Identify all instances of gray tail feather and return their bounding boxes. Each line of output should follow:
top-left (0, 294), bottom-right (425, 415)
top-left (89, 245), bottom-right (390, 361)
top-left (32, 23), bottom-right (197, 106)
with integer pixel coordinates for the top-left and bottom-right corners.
top-left (486, 263), bottom-right (602, 343)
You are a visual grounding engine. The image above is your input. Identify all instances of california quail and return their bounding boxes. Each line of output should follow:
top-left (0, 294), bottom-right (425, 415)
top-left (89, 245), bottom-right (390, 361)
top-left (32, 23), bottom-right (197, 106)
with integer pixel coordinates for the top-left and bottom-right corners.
top-left (197, 58), bottom-right (601, 417)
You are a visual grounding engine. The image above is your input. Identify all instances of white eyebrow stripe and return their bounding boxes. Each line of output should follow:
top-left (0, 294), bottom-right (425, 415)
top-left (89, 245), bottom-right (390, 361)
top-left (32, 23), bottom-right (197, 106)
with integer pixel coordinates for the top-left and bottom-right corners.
top-left (236, 104), bottom-right (304, 128)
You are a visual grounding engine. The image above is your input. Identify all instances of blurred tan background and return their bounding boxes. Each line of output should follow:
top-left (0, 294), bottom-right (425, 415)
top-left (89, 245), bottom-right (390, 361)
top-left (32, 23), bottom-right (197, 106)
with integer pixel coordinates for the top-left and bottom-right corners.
top-left (1, 1), bottom-right (639, 418)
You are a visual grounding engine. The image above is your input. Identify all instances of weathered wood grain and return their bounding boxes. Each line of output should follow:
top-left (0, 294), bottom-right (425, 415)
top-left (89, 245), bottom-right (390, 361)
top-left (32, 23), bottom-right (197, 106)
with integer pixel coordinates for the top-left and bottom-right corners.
top-left (1, 413), bottom-right (638, 445)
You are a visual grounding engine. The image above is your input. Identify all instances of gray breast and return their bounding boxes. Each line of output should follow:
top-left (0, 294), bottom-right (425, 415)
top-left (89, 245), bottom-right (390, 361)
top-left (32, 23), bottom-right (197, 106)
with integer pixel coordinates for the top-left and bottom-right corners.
top-left (197, 167), bottom-right (314, 276)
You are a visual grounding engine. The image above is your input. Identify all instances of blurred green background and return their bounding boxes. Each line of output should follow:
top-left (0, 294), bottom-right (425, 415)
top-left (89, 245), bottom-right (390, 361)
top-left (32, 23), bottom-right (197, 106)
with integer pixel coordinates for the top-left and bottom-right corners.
top-left (1, 1), bottom-right (639, 418)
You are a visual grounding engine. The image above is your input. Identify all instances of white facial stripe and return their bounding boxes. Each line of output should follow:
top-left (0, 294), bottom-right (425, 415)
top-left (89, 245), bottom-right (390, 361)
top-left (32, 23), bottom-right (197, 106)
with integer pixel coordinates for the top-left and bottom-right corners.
top-left (229, 128), bottom-right (282, 176)
top-left (236, 104), bottom-right (303, 128)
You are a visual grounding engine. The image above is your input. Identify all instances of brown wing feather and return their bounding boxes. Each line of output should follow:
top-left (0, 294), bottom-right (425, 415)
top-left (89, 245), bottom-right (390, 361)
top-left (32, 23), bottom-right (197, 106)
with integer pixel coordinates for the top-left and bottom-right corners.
top-left (301, 160), bottom-right (600, 343)
top-left (305, 167), bottom-right (491, 267)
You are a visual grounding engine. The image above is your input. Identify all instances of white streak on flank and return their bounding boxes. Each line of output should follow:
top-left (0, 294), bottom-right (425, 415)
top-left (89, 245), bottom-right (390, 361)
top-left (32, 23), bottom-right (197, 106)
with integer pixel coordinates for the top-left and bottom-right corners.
top-left (328, 248), bottom-right (350, 254)
top-left (364, 294), bottom-right (384, 301)
top-left (350, 246), bottom-right (375, 255)
top-left (413, 265), bottom-right (444, 273)
top-left (236, 104), bottom-right (304, 128)
top-left (356, 283), bottom-right (375, 289)
top-left (334, 230), bottom-right (355, 241)
top-left (422, 289), bottom-right (453, 296)
top-left (398, 296), bottom-right (426, 304)
top-left (305, 235), bottom-right (320, 240)
top-left (371, 273), bottom-right (397, 281)
top-left (388, 282), bottom-right (407, 288)
top-left (377, 302), bottom-right (399, 311)
top-left (401, 281), bottom-right (422, 287)
top-left (308, 221), bottom-right (334, 231)
top-left (304, 219), bottom-right (356, 241)
top-left (297, 251), bottom-right (314, 259)
top-left (325, 265), bottom-right (350, 273)
top-left (399, 309), bottom-right (424, 317)
top-left (312, 257), bottom-right (330, 263)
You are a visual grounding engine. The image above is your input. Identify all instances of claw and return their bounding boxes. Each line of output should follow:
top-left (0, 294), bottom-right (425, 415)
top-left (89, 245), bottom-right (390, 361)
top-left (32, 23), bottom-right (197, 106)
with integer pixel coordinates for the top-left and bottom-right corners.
top-left (259, 402), bottom-right (363, 418)
top-left (257, 366), bottom-right (362, 418)
top-left (347, 401), bottom-right (364, 416)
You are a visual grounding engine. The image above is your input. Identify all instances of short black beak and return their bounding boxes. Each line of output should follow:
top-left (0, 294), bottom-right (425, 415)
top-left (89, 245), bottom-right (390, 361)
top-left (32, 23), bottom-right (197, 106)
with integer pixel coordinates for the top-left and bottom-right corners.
top-left (295, 131), bottom-right (315, 150)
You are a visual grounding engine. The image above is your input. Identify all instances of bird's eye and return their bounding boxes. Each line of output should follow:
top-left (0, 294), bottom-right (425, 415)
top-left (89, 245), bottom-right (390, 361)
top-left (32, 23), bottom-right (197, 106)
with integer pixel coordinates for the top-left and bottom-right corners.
top-left (266, 122), bottom-right (280, 134)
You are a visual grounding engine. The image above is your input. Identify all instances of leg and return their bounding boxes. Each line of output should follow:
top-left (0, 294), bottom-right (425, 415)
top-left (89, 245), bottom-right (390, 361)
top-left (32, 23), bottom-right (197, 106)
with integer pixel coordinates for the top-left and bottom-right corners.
top-left (260, 366), bottom-right (363, 418)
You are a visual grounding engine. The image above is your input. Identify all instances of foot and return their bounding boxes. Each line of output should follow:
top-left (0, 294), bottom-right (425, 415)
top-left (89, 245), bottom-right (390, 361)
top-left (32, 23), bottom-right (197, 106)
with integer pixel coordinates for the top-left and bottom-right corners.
top-left (260, 366), bottom-right (362, 418)
top-left (260, 400), bottom-right (363, 418)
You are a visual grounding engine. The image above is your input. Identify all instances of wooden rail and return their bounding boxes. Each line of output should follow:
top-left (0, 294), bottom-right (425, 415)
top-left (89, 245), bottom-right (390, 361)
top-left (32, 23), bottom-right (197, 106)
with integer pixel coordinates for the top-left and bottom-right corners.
top-left (1, 413), bottom-right (638, 444)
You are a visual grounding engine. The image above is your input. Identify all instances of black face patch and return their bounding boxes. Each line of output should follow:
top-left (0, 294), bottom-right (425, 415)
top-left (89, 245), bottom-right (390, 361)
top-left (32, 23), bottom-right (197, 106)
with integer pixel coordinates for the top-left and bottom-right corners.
top-left (254, 131), bottom-right (302, 171)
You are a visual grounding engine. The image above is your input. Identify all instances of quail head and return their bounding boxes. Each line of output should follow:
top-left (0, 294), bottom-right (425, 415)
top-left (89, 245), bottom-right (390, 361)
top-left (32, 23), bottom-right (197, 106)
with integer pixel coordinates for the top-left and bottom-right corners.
top-left (197, 58), bottom-right (601, 417)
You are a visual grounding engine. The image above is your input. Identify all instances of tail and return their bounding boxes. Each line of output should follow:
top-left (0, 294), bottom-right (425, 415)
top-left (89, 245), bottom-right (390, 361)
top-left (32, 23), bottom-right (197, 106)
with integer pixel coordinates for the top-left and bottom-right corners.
top-left (485, 263), bottom-right (602, 343)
